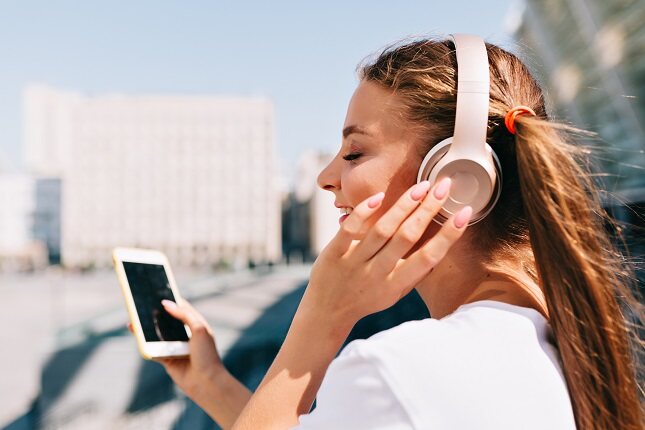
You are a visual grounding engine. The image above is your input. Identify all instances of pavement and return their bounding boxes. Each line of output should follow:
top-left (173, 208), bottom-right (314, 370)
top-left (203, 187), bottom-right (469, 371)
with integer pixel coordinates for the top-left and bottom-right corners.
top-left (1, 264), bottom-right (312, 430)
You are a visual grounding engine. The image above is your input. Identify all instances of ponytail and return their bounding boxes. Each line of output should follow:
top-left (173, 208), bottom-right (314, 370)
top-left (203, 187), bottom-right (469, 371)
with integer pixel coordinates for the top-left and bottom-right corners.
top-left (513, 115), bottom-right (644, 430)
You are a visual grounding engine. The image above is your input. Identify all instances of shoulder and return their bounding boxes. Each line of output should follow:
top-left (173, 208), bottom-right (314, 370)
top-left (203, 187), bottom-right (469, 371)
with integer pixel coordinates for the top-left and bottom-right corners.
top-left (341, 310), bottom-right (485, 364)
top-left (298, 306), bottom-right (577, 429)
top-left (337, 306), bottom-right (527, 385)
top-left (341, 318), bottom-right (442, 360)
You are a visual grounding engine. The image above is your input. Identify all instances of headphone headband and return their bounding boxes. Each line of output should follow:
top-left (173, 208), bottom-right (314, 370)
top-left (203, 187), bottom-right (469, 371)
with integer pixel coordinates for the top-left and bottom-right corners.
top-left (450, 34), bottom-right (490, 155)
top-left (416, 34), bottom-right (501, 225)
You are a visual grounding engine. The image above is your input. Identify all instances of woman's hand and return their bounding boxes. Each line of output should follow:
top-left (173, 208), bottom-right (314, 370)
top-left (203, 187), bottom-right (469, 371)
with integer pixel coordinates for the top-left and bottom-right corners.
top-left (127, 299), bottom-right (252, 429)
top-left (156, 299), bottom-right (223, 398)
top-left (303, 177), bottom-right (471, 328)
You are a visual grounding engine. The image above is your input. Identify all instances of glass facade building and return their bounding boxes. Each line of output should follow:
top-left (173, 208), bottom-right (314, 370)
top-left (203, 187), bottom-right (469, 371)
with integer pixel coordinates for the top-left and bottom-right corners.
top-left (513, 0), bottom-right (644, 284)
top-left (513, 0), bottom-right (644, 195)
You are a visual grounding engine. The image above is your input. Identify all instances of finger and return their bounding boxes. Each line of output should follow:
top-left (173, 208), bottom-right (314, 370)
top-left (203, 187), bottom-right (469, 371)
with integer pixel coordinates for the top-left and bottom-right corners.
top-left (352, 180), bottom-right (433, 262)
top-left (162, 299), bottom-right (207, 335)
top-left (158, 358), bottom-right (174, 367)
top-left (159, 357), bottom-right (185, 367)
top-left (176, 298), bottom-right (212, 330)
top-left (329, 191), bottom-right (385, 255)
top-left (388, 205), bottom-right (471, 293)
top-left (158, 358), bottom-right (184, 377)
top-left (372, 178), bottom-right (452, 272)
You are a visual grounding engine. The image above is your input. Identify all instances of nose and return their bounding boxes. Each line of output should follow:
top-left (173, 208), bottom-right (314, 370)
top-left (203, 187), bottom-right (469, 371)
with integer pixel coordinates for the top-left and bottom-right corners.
top-left (317, 154), bottom-right (341, 192)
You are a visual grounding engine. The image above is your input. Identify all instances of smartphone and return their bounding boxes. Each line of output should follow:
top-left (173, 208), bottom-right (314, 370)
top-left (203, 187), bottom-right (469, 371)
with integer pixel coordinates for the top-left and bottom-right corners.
top-left (112, 247), bottom-right (190, 360)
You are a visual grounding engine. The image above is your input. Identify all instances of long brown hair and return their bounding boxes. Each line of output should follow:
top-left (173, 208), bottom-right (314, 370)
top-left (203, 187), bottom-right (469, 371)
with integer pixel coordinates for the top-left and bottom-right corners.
top-left (359, 37), bottom-right (644, 430)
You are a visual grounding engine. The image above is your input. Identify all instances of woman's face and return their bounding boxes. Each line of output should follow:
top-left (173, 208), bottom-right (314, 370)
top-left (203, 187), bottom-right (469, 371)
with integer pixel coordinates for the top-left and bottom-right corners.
top-left (317, 80), bottom-right (428, 228)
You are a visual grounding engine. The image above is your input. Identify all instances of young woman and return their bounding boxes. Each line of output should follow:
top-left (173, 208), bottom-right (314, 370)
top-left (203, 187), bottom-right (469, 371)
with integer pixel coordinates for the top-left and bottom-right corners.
top-left (151, 36), bottom-right (643, 429)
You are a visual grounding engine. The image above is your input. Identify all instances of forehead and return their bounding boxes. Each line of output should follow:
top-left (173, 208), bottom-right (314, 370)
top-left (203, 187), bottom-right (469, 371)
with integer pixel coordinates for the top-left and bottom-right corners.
top-left (344, 80), bottom-right (408, 133)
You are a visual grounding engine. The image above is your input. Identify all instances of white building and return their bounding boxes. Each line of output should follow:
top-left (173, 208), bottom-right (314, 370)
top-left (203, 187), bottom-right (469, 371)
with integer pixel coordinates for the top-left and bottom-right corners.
top-left (23, 85), bottom-right (83, 176)
top-left (24, 85), bottom-right (281, 268)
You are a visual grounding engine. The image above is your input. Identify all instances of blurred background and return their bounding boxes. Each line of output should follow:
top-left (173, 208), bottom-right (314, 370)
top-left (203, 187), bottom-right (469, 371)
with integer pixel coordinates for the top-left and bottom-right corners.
top-left (1, 1), bottom-right (643, 429)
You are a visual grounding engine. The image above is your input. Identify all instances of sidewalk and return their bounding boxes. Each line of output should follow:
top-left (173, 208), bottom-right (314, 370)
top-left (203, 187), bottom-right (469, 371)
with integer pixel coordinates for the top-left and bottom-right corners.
top-left (1, 264), bottom-right (311, 430)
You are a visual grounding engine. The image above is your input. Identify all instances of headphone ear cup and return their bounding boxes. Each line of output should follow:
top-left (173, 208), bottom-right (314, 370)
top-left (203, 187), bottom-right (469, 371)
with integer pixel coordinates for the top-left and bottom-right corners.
top-left (417, 138), bottom-right (452, 184)
top-left (417, 140), bottom-right (502, 225)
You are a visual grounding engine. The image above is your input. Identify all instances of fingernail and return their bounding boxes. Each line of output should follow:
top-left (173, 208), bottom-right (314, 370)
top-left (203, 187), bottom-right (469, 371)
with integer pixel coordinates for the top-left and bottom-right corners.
top-left (367, 192), bottom-right (385, 208)
top-left (410, 181), bottom-right (431, 201)
top-left (162, 300), bottom-right (177, 310)
top-left (454, 206), bottom-right (473, 228)
top-left (433, 177), bottom-right (452, 199)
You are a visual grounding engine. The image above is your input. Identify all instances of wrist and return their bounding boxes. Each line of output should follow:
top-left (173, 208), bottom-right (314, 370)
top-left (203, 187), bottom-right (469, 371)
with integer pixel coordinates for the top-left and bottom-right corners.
top-left (210, 361), bottom-right (235, 391)
top-left (292, 300), bottom-right (355, 349)
top-left (186, 361), bottom-right (227, 402)
top-left (187, 362), bottom-right (252, 429)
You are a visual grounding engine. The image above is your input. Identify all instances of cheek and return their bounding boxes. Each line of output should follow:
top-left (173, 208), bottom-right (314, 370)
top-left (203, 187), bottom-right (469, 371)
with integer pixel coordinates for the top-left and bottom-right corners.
top-left (341, 159), bottom-right (418, 226)
top-left (341, 164), bottom-right (390, 207)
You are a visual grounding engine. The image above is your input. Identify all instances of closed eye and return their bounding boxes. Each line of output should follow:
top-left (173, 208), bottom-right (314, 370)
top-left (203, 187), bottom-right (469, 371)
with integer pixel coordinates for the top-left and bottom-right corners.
top-left (342, 152), bottom-right (362, 161)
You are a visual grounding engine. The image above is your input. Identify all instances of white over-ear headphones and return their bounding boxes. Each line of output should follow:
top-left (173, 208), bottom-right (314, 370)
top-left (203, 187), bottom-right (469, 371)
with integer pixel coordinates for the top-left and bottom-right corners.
top-left (416, 34), bottom-right (501, 225)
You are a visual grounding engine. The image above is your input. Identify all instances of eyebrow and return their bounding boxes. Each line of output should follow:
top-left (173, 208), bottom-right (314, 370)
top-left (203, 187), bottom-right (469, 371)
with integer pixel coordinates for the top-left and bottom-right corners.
top-left (342, 124), bottom-right (371, 139)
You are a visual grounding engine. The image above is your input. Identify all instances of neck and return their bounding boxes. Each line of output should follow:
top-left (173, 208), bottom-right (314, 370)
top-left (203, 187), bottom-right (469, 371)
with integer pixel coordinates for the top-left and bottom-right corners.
top-left (414, 248), bottom-right (549, 320)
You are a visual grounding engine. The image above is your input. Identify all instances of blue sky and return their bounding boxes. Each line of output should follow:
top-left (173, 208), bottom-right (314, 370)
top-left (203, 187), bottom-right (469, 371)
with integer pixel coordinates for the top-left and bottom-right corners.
top-left (0, 0), bottom-right (517, 180)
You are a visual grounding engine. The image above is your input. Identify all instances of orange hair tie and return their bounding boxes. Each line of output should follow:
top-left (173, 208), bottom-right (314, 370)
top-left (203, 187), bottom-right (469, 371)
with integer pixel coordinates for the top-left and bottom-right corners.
top-left (504, 105), bottom-right (536, 135)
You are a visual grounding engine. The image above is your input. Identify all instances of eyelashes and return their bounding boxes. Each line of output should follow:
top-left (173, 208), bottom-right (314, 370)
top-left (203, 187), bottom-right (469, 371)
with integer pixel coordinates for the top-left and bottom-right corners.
top-left (342, 152), bottom-right (362, 162)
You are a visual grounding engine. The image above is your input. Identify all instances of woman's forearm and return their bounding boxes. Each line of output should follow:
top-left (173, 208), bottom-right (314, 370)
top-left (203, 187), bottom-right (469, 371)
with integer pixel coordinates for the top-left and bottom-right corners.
top-left (190, 366), bottom-right (253, 430)
top-left (231, 300), bottom-right (353, 429)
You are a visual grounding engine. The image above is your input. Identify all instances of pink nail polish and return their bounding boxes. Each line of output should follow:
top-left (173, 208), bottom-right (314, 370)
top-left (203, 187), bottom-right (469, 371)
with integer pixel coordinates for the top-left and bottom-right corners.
top-left (454, 206), bottom-right (473, 228)
top-left (410, 181), bottom-right (431, 201)
top-left (368, 192), bottom-right (385, 208)
top-left (162, 300), bottom-right (177, 310)
top-left (433, 177), bottom-right (452, 199)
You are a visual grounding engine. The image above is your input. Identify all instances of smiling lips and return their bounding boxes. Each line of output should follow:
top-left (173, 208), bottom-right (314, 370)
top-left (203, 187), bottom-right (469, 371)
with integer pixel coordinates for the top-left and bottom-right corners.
top-left (338, 207), bottom-right (353, 224)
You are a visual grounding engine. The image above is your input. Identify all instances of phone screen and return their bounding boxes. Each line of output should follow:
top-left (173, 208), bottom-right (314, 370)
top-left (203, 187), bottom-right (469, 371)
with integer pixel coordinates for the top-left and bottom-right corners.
top-left (123, 262), bottom-right (189, 342)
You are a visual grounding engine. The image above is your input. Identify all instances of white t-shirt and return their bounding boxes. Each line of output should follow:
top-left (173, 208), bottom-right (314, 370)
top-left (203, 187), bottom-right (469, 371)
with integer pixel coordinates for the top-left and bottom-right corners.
top-left (294, 300), bottom-right (577, 429)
